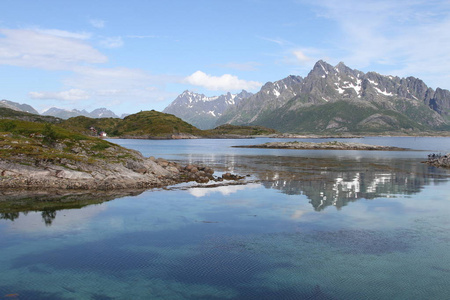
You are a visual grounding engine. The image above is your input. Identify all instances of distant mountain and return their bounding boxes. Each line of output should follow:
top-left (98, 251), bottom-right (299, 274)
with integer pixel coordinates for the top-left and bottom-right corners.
top-left (90, 108), bottom-right (119, 118)
top-left (42, 107), bottom-right (89, 119)
top-left (0, 107), bottom-right (62, 124)
top-left (163, 90), bottom-right (252, 129)
top-left (0, 99), bottom-right (39, 115)
top-left (217, 60), bottom-right (450, 133)
top-left (43, 107), bottom-right (119, 119)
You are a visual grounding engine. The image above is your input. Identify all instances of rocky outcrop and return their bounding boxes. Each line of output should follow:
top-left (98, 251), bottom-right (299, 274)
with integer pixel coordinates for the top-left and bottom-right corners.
top-left (0, 154), bottom-right (224, 190)
top-left (0, 130), bottom-right (245, 190)
top-left (0, 145), bottom-right (247, 190)
top-left (424, 153), bottom-right (450, 168)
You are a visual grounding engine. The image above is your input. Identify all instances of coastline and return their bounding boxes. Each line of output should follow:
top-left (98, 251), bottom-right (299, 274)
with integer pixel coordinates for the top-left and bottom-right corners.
top-left (0, 131), bottom-right (241, 190)
top-left (104, 132), bottom-right (450, 140)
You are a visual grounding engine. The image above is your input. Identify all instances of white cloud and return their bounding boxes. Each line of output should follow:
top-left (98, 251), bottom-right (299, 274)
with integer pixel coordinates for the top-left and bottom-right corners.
top-left (292, 50), bottom-right (310, 63)
top-left (282, 48), bottom-right (325, 70)
top-left (29, 89), bottom-right (90, 101)
top-left (259, 36), bottom-right (291, 46)
top-left (34, 28), bottom-right (92, 40)
top-left (28, 66), bottom-right (177, 108)
top-left (0, 28), bottom-right (177, 112)
top-left (53, 66), bottom-right (179, 108)
top-left (0, 28), bottom-right (107, 70)
top-left (100, 36), bottom-right (124, 48)
top-left (89, 19), bottom-right (106, 29)
top-left (307, 0), bottom-right (450, 89)
top-left (184, 71), bottom-right (262, 91)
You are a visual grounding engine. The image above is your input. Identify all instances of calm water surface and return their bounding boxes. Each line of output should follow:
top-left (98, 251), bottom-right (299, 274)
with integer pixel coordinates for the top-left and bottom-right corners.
top-left (0, 137), bottom-right (449, 299)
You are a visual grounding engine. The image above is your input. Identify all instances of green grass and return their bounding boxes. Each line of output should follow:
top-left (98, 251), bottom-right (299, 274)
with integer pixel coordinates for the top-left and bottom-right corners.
top-left (0, 119), bottom-right (130, 166)
top-left (206, 124), bottom-right (278, 135)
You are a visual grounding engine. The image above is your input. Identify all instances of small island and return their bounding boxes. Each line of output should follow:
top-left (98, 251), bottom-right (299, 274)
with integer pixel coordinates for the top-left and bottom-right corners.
top-left (233, 141), bottom-right (409, 151)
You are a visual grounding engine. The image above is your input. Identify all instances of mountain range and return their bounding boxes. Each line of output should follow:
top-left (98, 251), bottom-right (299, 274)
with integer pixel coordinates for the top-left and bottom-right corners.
top-left (3, 60), bottom-right (450, 134)
top-left (165, 60), bottom-right (450, 133)
top-left (163, 90), bottom-right (252, 129)
top-left (42, 107), bottom-right (120, 119)
top-left (0, 100), bottom-right (120, 119)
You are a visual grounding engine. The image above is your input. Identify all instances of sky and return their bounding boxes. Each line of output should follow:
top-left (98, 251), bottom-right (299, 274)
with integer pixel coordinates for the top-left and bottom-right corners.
top-left (1, 0), bottom-right (450, 116)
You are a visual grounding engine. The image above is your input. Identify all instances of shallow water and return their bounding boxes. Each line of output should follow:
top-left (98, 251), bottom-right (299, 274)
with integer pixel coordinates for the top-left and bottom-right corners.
top-left (0, 137), bottom-right (449, 299)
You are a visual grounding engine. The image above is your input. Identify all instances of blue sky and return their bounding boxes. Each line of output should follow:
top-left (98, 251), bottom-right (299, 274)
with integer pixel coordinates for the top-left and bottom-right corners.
top-left (1, 0), bottom-right (450, 115)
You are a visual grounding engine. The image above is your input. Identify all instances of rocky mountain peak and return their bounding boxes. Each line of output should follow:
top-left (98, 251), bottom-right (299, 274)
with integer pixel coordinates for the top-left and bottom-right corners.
top-left (309, 60), bottom-right (335, 78)
top-left (163, 90), bottom-right (252, 129)
top-left (217, 59), bottom-right (450, 132)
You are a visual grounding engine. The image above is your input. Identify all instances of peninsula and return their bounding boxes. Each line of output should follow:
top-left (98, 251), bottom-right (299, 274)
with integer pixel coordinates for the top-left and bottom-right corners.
top-left (0, 119), bottom-right (232, 190)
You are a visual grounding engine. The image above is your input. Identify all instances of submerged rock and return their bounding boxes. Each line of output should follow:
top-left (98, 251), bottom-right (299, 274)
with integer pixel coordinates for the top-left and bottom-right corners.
top-left (221, 172), bottom-right (245, 180)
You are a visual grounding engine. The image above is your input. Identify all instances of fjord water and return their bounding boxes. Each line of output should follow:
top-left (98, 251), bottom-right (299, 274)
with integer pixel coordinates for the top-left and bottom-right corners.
top-left (1, 137), bottom-right (449, 299)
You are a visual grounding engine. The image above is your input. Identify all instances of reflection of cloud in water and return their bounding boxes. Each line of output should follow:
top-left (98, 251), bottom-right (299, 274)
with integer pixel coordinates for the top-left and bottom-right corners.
top-left (290, 209), bottom-right (308, 220)
top-left (5, 204), bottom-right (107, 234)
top-left (189, 183), bottom-right (260, 198)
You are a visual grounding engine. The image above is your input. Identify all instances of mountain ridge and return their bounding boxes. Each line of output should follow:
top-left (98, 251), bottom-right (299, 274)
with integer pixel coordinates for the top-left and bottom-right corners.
top-left (163, 90), bottom-right (253, 129)
top-left (42, 107), bottom-right (119, 119)
top-left (216, 60), bottom-right (450, 133)
top-left (0, 99), bottom-right (39, 115)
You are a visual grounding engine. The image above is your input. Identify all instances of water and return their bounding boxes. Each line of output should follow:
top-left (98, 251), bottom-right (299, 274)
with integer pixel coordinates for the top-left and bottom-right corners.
top-left (0, 137), bottom-right (449, 299)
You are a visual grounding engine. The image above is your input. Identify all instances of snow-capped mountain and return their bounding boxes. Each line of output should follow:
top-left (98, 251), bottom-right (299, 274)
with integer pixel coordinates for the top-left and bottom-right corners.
top-left (217, 75), bottom-right (303, 125)
top-left (217, 60), bottom-right (450, 133)
top-left (163, 90), bottom-right (252, 129)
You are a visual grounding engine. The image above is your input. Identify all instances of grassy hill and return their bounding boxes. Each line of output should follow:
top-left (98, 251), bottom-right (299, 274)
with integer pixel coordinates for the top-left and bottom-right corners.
top-left (116, 110), bottom-right (204, 137)
top-left (0, 107), bottom-right (279, 138)
top-left (0, 119), bottom-right (118, 163)
top-left (59, 110), bottom-right (278, 138)
top-left (60, 110), bottom-right (204, 138)
top-left (206, 124), bottom-right (278, 136)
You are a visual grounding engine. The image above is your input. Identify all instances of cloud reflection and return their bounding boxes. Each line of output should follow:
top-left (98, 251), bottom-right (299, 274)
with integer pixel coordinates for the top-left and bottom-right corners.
top-left (189, 183), bottom-right (260, 198)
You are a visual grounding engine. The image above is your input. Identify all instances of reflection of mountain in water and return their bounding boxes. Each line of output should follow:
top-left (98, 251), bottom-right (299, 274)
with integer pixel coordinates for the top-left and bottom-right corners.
top-left (212, 155), bottom-right (450, 211)
top-left (262, 160), bottom-right (448, 211)
top-left (0, 190), bottom-right (144, 225)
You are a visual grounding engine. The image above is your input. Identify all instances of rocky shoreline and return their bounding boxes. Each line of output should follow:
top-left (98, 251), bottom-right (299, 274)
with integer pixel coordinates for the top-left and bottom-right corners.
top-left (0, 158), bottom-right (220, 190)
top-left (0, 155), bottom-right (245, 190)
top-left (233, 141), bottom-right (409, 151)
top-left (0, 132), bottom-right (243, 190)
